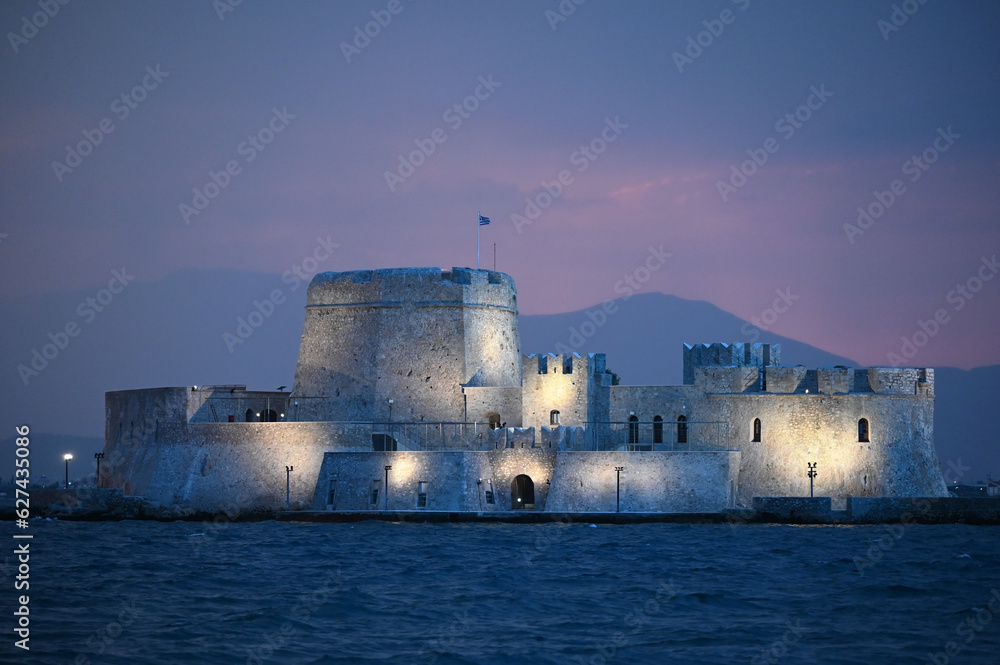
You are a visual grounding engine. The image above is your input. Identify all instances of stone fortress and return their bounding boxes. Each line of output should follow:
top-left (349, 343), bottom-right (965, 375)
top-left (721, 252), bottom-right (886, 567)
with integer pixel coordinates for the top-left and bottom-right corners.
top-left (102, 267), bottom-right (948, 515)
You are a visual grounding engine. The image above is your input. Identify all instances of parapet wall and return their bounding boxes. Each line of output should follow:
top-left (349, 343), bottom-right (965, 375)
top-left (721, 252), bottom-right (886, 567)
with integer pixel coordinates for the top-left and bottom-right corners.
top-left (683, 343), bottom-right (780, 385)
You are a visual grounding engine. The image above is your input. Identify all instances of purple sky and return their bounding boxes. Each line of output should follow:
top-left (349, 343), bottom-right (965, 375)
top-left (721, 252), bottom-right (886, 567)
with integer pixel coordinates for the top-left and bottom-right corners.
top-left (2, 0), bottom-right (999, 370)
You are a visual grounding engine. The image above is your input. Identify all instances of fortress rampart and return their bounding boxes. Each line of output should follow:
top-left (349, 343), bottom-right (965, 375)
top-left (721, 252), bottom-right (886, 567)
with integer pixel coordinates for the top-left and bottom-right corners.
top-left (103, 268), bottom-right (948, 514)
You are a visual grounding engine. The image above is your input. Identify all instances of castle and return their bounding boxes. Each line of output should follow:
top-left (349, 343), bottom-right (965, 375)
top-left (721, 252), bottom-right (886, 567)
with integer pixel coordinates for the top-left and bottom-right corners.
top-left (102, 267), bottom-right (948, 514)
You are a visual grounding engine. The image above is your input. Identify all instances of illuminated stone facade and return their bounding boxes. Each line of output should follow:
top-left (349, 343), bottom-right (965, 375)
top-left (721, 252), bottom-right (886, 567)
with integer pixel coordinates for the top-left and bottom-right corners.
top-left (102, 268), bottom-right (948, 513)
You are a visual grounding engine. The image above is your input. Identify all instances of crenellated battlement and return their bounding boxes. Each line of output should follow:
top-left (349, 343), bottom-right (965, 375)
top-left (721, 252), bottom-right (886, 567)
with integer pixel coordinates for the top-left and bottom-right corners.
top-left (684, 343), bottom-right (933, 396)
top-left (524, 352), bottom-right (577, 375)
top-left (683, 342), bottom-right (780, 385)
top-left (521, 352), bottom-right (610, 379)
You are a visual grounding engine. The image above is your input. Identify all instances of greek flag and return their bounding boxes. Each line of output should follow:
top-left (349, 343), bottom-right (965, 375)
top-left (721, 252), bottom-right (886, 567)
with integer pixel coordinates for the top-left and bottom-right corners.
top-left (478, 213), bottom-right (491, 226)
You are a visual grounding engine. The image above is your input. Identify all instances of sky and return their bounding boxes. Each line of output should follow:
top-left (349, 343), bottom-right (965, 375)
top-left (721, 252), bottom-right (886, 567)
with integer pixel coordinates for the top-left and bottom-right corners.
top-left (2, 0), bottom-right (999, 375)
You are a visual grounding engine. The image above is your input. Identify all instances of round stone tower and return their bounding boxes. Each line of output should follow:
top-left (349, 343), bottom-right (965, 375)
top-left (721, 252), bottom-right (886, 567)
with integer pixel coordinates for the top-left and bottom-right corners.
top-left (290, 267), bottom-right (521, 422)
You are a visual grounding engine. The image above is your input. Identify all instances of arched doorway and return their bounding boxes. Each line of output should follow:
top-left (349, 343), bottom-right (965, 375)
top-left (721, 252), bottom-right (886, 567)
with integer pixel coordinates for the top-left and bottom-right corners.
top-left (264, 409), bottom-right (278, 422)
top-left (511, 474), bottom-right (535, 510)
top-left (627, 414), bottom-right (639, 444)
top-left (246, 409), bottom-right (254, 422)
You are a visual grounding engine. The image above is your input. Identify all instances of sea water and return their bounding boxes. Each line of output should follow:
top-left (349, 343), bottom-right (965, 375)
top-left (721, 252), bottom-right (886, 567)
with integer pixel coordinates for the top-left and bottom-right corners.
top-left (11, 520), bottom-right (1000, 664)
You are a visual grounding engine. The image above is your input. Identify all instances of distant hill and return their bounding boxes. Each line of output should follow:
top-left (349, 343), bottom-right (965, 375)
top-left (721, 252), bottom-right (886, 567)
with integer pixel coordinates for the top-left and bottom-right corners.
top-left (518, 292), bottom-right (856, 385)
top-left (1, 270), bottom-right (995, 481)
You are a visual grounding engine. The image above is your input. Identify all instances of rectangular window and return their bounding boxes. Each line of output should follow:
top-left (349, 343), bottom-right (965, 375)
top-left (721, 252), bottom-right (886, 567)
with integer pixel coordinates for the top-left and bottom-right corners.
top-left (485, 490), bottom-right (494, 504)
top-left (417, 481), bottom-right (427, 507)
top-left (370, 479), bottom-right (381, 506)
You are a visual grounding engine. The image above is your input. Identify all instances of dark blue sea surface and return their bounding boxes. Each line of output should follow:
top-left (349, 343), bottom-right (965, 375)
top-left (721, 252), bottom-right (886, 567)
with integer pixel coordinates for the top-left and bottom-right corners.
top-left (8, 520), bottom-right (1000, 664)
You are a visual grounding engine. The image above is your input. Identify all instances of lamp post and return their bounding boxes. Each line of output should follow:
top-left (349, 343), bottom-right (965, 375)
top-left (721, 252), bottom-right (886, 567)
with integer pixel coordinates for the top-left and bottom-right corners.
top-left (615, 466), bottom-right (624, 512)
top-left (384, 465), bottom-right (392, 510)
top-left (387, 398), bottom-right (394, 440)
top-left (807, 462), bottom-right (818, 498)
top-left (94, 452), bottom-right (104, 489)
top-left (285, 466), bottom-right (293, 509)
top-left (63, 454), bottom-right (73, 490)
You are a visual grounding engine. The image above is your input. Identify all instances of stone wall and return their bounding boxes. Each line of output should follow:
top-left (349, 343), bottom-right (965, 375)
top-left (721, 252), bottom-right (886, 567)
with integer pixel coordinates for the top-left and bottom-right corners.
top-left (310, 449), bottom-right (557, 511)
top-left (463, 386), bottom-right (522, 427)
top-left (290, 268), bottom-right (521, 423)
top-left (309, 449), bottom-right (737, 513)
top-left (521, 353), bottom-right (592, 429)
top-left (712, 393), bottom-right (946, 505)
top-left (847, 496), bottom-right (1000, 523)
top-left (606, 377), bottom-right (944, 503)
top-left (546, 451), bottom-right (739, 513)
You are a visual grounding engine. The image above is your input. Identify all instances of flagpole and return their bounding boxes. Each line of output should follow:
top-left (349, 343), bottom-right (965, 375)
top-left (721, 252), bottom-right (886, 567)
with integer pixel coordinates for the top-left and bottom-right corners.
top-left (476, 211), bottom-right (480, 269)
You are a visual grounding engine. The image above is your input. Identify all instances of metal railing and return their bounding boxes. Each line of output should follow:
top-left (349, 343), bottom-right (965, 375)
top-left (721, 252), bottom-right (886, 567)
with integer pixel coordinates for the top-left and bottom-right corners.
top-left (582, 420), bottom-right (731, 452)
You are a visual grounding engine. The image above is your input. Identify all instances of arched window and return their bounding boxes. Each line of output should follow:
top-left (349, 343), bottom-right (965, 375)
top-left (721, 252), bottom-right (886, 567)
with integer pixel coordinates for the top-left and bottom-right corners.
top-left (487, 412), bottom-right (501, 430)
top-left (858, 418), bottom-right (870, 443)
top-left (752, 418), bottom-right (761, 442)
top-left (676, 415), bottom-right (688, 444)
top-left (550, 410), bottom-right (560, 425)
top-left (653, 415), bottom-right (663, 444)
top-left (627, 414), bottom-right (639, 444)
